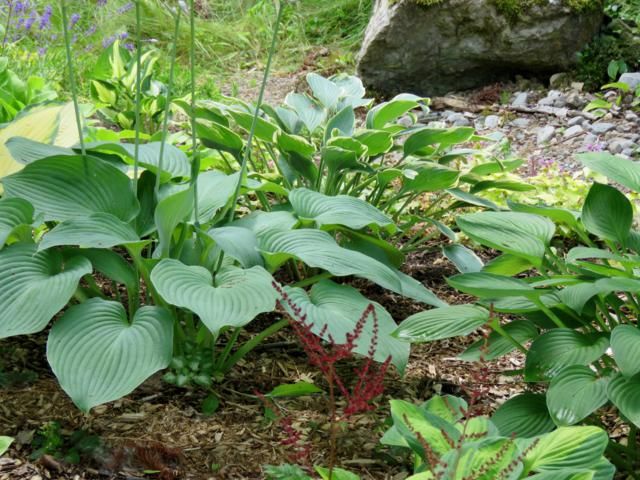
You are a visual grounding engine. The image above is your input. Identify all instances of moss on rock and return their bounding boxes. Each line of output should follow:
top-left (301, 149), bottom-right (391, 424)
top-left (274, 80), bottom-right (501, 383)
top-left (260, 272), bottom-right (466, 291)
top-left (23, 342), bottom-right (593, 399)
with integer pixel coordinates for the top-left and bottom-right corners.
top-left (407, 0), bottom-right (602, 16)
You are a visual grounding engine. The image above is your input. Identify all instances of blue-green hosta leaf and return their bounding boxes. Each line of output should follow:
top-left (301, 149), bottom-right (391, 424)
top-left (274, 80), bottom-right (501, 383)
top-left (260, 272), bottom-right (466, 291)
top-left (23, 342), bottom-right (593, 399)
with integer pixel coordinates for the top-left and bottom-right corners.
top-left (289, 188), bottom-right (394, 232)
top-left (447, 188), bottom-right (500, 211)
top-left (307, 72), bottom-right (340, 110)
top-left (150, 259), bottom-right (276, 335)
top-left (227, 109), bottom-right (280, 143)
top-left (0, 197), bottom-right (33, 249)
top-left (2, 155), bottom-right (139, 222)
top-left (83, 141), bottom-right (190, 181)
top-left (285, 93), bottom-right (326, 133)
top-left (524, 329), bottom-right (609, 381)
top-left (558, 278), bottom-right (640, 314)
top-left (276, 132), bottom-right (318, 182)
top-left (39, 213), bottom-right (140, 250)
top-left (208, 226), bottom-right (263, 268)
top-left (5, 137), bottom-right (74, 164)
top-left (547, 366), bottom-right (611, 426)
top-left (443, 244), bottom-right (484, 273)
top-left (257, 228), bottom-right (444, 307)
top-left (457, 212), bottom-right (555, 267)
top-left (325, 106), bottom-right (355, 141)
top-left (459, 320), bottom-right (538, 361)
top-left (523, 426), bottom-right (609, 473)
top-left (282, 280), bottom-right (409, 372)
top-left (393, 305), bottom-right (489, 343)
top-left (76, 248), bottom-right (137, 290)
top-left (582, 183), bottom-right (632, 245)
top-left (47, 298), bottom-right (173, 412)
top-left (607, 373), bottom-right (640, 427)
top-left (0, 243), bottom-right (91, 339)
top-left (448, 272), bottom-right (543, 299)
top-left (579, 152), bottom-right (640, 193)
top-left (232, 210), bottom-right (299, 234)
top-left (492, 393), bottom-right (555, 438)
top-left (611, 325), bottom-right (640, 377)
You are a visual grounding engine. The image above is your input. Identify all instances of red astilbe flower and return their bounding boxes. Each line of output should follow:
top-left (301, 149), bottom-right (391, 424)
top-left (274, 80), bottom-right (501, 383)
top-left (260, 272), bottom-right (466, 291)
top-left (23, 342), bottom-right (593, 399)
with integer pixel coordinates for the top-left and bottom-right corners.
top-left (272, 281), bottom-right (391, 417)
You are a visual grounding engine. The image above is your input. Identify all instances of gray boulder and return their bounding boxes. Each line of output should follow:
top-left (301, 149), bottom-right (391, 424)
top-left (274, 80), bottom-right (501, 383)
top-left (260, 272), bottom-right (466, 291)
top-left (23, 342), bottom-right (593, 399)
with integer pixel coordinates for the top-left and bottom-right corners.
top-left (357, 0), bottom-right (603, 96)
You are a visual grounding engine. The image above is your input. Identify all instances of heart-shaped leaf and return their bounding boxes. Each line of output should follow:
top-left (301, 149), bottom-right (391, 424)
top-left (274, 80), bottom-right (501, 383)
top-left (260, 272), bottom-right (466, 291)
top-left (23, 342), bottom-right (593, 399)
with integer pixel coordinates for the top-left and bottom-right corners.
top-left (579, 152), bottom-right (640, 193)
top-left (457, 212), bottom-right (555, 267)
top-left (289, 188), bottom-right (394, 232)
top-left (492, 393), bottom-right (555, 438)
top-left (607, 373), bottom-right (640, 427)
top-left (307, 72), bottom-right (340, 110)
top-left (547, 366), bottom-right (611, 426)
top-left (39, 213), bottom-right (140, 250)
top-left (151, 259), bottom-right (276, 334)
top-left (525, 330), bottom-right (609, 381)
top-left (285, 93), bottom-right (326, 133)
top-left (611, 325), bottom-right (640, 377)
top-left (0, 436), bottom-right (13, 456)
top-left (208, 226), bottom-right (263, 268)
top-left (282, 280), bottom-right (409, 372)
top-left (582, 183), bottom-right (632, 245)
top-left (3, 155), bottom-right (139, 222)
top-left (0, 197), bottom-right (33, 249)
top-left (366, 94), bottom-right (422, 129)
top-left (47, 298), bottom-right (173, 412)
top-left (448, 272), bottom-right (542, 299)
top-left (393, 305), bottom-right (489, 343)
top-left (0, 243), bottom-right (91, 339)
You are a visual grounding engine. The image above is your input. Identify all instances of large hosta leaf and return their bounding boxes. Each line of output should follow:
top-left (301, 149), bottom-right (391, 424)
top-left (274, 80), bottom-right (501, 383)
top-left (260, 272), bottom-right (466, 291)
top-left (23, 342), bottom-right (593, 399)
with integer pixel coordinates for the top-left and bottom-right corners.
top-left (150, 259), bottom-right (276, 334)
top-left (448, 272), bottom-right (542, 299)
top-left (582, 183), bottom-right (632, 245)
top-left (523, 426), bottom-right (608, 473)
top-left (579, 152), bottom-right (640, 193)
top-left (257, 228), bottom-right (443, 307)
top-left (0, 197), bottom-right (33, 249)
top-left (435, 438), bottom-right (522, 480)
top-left (208, 226), bottom-right (263, 268)
top-left (524, 330), bottom-right (609, 381)
top-left (154, 187), bottom-right (193, 257)
top-left (610, 325), bottom-right (640, 377)
top-left (39, 213), bottom-right (140, 250)
top-left (393, 305), bottom-right (489, 343)
top-left (282, 280), bottom-right (409, 371)
top-left (492, 393), bottom-right (555, 438)
top-left (547, 366), bottom-right (611, 426)
top-left (83, 141), bottom-right (190, 181)
top-left (47, 298), bottom-right (173, 412)
top-left (607, 373), bottom-right (640, 427)
top-left (2, 155), bottom-right (139, 222)
top-left (456, 212), bottom-right (555, 267)
top-left (0, 102), bottom-right (79, 182)
top-left (289, 188), bottom-right (394, 232)
top-left (0, 243), bottom-right (91, 339)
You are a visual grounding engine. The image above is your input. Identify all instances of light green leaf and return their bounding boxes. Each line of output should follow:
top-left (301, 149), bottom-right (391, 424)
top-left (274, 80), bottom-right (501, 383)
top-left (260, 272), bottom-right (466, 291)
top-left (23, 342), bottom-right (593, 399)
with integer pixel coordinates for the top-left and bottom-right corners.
top-left (366, 94), bottom-right (423, 129)
top-left (39, 213), bottom-right (140, 250)
top-left (196, 121), bottom-right (243, 158)
top-left (289, 188), bottom-right (394, 231)
top-left (482, 254), bottom-right (533, 276)
top-left (448, 272), bottom-right (542, 298)
top-left (0, 243), bottom-right (91, 339)
top-left (579, 152), bottom-right (640, 193)
top-left (47, 298), bottom-right (173, 412)
top-left (524, 426), bottom-right (608, 473)
top-left (611, 325), bottom-right (640, 377)
top-left (282, 281), bottom-right (409, 372)
top-left (457, 212), bottom-right (555, 267)
top-left (2, 155), bottom-right (139, 222)
top-left (393, 305), bottom-right (489, 343)
top-left (508, 200), bottom-right (581, 230)
top-left (265, 381), bottom-right (322, 398)
top-left (525, 330), bottom-right (609, 381)
top-left (443, 244), bottom-right (484, 273)
top-left (154, 187), bottom-right (193, 257)
top-left (285, 93), bottom-right (326, 132)
top-left (547, 366), bottom-right (611, 426)
top-left (401, 163), bottom-right (460, 193)
top-left (315, 466), bottom-right (359, 480)
top-left (208, 226), bottom-right (263, 268)
top-left (0, 436), bottom-right (13, 456)
top-left (404, 127), bottom-right (475, 156)
top-left (151, 259), bottom-right (276, 334)
top-left (307, 73), bottom-right (340, 110)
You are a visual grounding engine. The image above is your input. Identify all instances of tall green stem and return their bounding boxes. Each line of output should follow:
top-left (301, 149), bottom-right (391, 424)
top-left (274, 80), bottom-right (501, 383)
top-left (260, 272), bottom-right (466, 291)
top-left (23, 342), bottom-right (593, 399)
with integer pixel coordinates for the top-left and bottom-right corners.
top-left (133, 0), bottom-right (143, 187)
top-left (155, 7), bottom-right (182, 197)
top-left (189, 0), bottom-right (201, 227)
top-left (60, 0), bottom-right (86, 159)
top-left (1, 2), bottom-right (13, 55)
top-left (226, 1), bottom-right (284, 224)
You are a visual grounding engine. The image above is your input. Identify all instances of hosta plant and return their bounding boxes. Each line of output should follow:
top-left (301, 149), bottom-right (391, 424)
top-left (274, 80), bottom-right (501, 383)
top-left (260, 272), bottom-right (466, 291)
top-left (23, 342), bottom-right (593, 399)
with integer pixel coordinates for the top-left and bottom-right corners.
top-left (394, 152), bottom-right (640, 475)
top-left (190, 72), bottom-right (530, 253)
